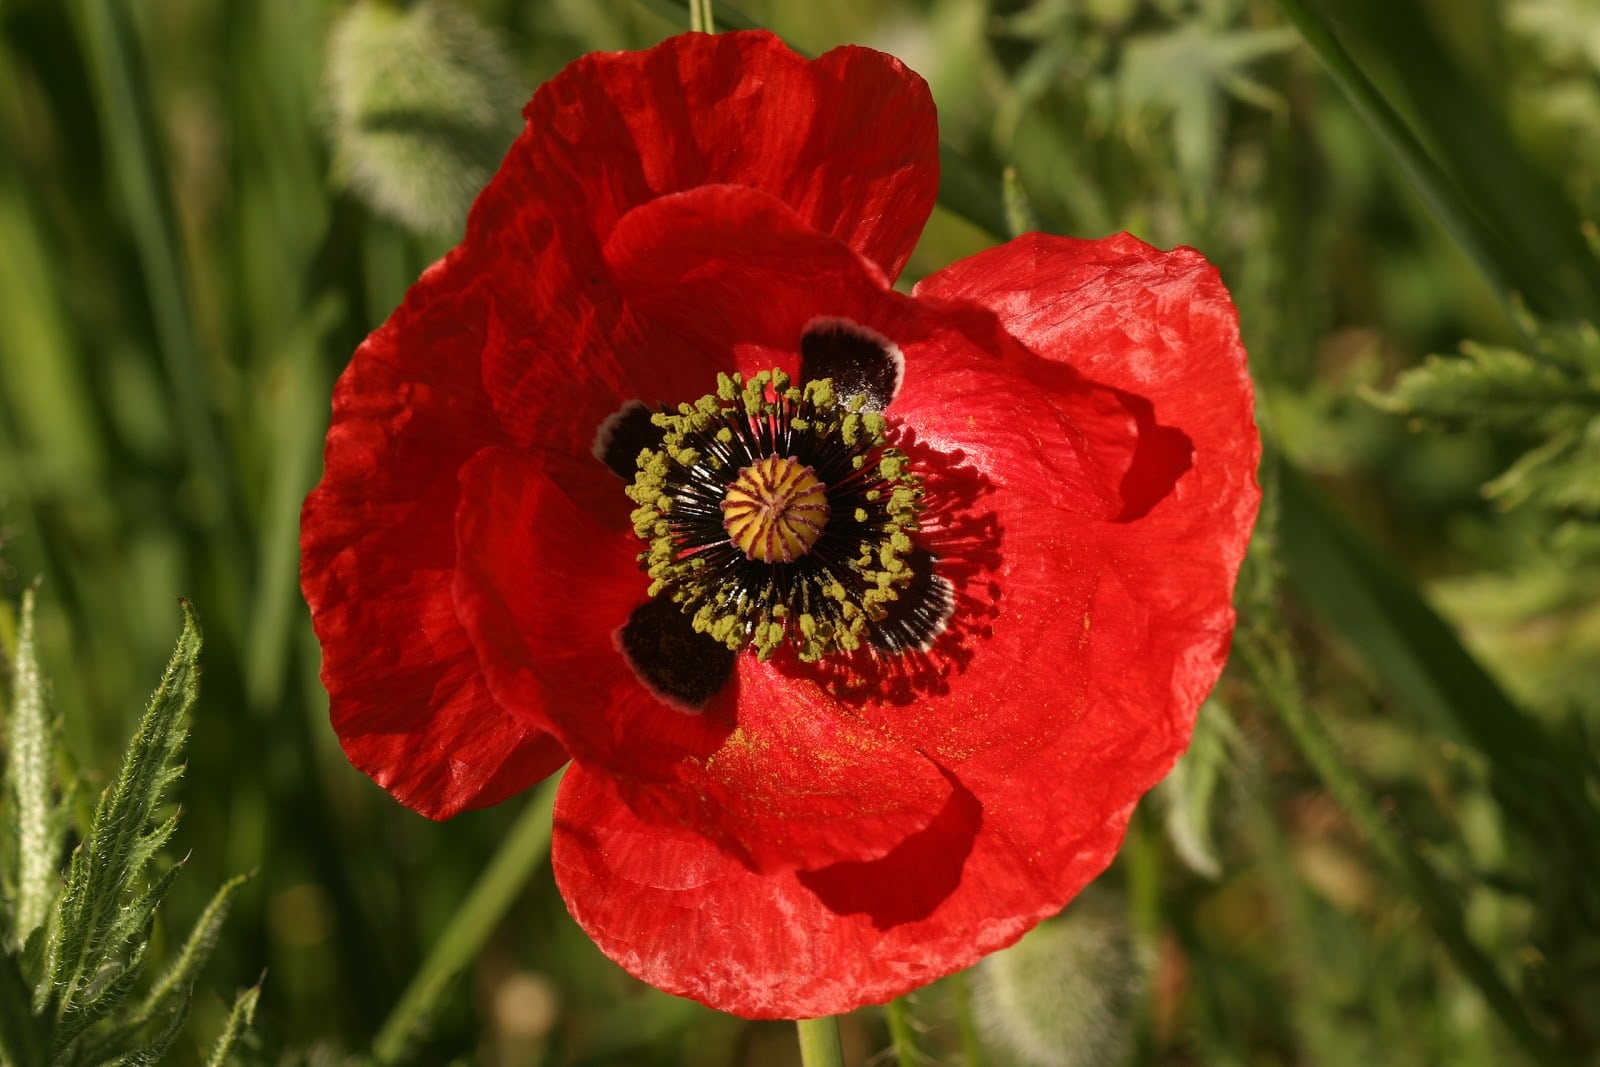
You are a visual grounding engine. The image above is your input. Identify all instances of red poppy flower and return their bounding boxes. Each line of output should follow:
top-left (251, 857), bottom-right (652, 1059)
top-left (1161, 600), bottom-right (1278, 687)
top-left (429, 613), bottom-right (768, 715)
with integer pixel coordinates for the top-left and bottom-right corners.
top-left (300, 30), bottom-right (1259, 1019)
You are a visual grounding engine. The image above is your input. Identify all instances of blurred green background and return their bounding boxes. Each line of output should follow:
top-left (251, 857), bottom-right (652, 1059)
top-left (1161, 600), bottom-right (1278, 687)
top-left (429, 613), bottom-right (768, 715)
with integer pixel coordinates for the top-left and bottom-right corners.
top-left (2, 0), bottom-right (1599, 1063)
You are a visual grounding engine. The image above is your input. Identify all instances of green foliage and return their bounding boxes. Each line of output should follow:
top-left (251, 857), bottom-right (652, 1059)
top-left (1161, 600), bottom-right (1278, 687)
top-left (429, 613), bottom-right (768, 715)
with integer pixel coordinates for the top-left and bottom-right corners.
top-left (0, 599), bottom-right (255, 1065)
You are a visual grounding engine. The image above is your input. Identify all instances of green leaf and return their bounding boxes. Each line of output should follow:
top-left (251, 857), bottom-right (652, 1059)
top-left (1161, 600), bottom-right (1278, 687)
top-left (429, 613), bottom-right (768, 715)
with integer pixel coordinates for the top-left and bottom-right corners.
top-left (325, 0), bottom-right (524, 235)
top-left (1001, 166), bottom-right (1039, 239)
top-left (5, 589), bottom-right (67, 950)
top-left (1368, 341), bottom-right (1596, 435)
top-left (1269, 0), bottom-right (1600, 321)
top-left (127, 871), bottom-right (252, 1033)
top-left (204, 981), bottom-right (260, 1067)
top-left (1484, 421), bottom-right (1600, 512)
top-left (1157, 699), bottom-right (1242, 880)
top-left (41, 602), bottom-right (200, 1031)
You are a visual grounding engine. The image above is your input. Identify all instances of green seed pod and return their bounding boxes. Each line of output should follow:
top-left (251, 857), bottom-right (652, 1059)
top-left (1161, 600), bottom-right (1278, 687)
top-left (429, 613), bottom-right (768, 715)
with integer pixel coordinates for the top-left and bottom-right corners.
top-left (325, 0), bottom-right (523, 234)
top-left (972, 888), bottom-right (1145, 1067)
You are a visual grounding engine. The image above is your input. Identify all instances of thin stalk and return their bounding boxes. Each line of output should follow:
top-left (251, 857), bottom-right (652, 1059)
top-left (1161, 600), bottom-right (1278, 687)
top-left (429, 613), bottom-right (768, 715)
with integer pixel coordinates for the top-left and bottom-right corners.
top-left (884, 997), bottom-right (918, 1067)
top-left (795, 1016), bottom-right (845, 1067)
top-left (688, 0), bottom-right (714, 33)
top-left (370, 771), bottom-right (564, 1064)
top-left (948, 971), bottom-right (983, 1067)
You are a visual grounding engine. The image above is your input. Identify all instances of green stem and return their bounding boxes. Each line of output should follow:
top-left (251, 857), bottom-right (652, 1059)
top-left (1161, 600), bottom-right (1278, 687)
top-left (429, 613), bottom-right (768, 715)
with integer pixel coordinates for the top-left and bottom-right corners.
top-left (688, 0), bottom-right (714, 33)
top-left (370, 771), bottom-right (564, 1064)
top-left (795, 1016), bottom-right (845, 1067)
top-left (948, 971), bottom-right (984, 1067)
top-left (884, 997), bottom-right (918, 1067)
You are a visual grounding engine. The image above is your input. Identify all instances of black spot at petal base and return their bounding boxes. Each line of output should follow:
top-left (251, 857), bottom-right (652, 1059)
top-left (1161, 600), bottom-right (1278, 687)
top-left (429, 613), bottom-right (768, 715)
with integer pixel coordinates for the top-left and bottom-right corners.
top-left (800, 318), bottom-right (902, 410)
top-left (870, 547), bottom-right (955, 653)
top-left (619, 596), bottom-right (735, 710)
top-left (593, 400), bottom-right (666, 481)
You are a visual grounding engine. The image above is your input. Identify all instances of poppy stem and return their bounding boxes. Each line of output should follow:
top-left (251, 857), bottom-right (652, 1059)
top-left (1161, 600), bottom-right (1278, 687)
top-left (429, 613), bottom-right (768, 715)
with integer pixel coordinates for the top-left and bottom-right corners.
top-left (949, 970), bottom-right (985, 1066)
top-left (369, 768), bottom-right (565, 1064)
top-left (688, 0), bottom-right (714, 33)
top-left (795, 1016), bottom-right (845, 1067)
top-left (884, 997), bottom-right (918, 1066)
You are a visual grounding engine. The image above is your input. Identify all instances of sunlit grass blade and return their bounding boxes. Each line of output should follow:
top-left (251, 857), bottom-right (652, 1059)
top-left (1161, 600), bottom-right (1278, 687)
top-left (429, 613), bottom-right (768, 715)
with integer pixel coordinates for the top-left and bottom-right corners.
top-left (66, 0), bottom-right (245, 553)
top-left (1270, 0), bottom-right (1600, 323)
top-left (370, 770), bottom-right (562, 1064)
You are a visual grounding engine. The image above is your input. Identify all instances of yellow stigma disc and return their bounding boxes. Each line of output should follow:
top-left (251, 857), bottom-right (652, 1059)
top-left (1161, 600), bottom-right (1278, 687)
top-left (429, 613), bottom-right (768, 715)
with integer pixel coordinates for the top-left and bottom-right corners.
top-left (720, 455), bottom-right (830, 563)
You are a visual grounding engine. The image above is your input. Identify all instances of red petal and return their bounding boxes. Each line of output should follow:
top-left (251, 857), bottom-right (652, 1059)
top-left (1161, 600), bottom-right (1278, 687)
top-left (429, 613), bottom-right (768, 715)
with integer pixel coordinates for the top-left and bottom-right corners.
top-left (553, 762), bottom-right (1133, 1018)
top-left (450, 446), bottom-right (953, 874)
top-left (471, 31), bottom-right (938, 449)
top-left (300, 257), bottom-right (567, 818)
top-left (489, 31), bottom-right (936, 280)
top-left (601, 183), bottom-right (916, 369)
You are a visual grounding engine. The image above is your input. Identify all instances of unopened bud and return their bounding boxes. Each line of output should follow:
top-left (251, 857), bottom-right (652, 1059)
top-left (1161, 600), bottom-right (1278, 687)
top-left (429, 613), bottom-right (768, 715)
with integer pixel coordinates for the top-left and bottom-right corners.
top-left (973, 888), bottom-right (1145, 1067)
top-left (325, 0), bottom-right (523, 234)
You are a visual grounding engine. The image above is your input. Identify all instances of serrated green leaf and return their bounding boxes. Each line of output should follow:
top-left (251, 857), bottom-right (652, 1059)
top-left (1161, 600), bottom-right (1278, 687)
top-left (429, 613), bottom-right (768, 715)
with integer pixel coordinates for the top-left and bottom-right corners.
top-left (1369, 343), bottom-right (1594, 434)
top-left (97, 986), bottom-right (191, 1067)
top-left (54, 942), bottom-right (148, 1057)
top-left (128, 871), bottom-right (251, 1033)
top-left (42, 602), bottom-right (199, 1031)
top-left (6, 588), bottom-right (67, 949)
top-left (1484, 421), bottom-right (1600, 512)
top-left (205, 981), bottom-right (260, 1067)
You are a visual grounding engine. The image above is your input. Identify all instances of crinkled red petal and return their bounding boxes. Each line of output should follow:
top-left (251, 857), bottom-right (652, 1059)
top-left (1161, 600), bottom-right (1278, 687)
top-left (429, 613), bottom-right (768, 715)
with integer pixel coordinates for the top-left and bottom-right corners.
top-left (450, 446), bottom-right (953, 874)
top-left (550, 208), bottom-right (1258, 1015)
top-left (300, 258), bottom-right (567, 819)
top-left (469, 30), bottom-right (938, 450)
top-left (553, 761), bottom-right (1133, 1018)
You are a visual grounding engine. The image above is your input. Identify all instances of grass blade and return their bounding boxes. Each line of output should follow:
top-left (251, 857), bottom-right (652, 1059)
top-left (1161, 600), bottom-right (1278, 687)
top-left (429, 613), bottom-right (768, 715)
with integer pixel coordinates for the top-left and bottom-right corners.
top-left (1270, 0), bottom-right (1600, 322)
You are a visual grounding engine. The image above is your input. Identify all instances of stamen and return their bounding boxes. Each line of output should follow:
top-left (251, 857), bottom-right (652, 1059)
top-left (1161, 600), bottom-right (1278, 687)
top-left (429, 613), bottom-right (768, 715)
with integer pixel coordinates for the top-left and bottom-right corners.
top-left (626, 369), bottom-right (926, 662)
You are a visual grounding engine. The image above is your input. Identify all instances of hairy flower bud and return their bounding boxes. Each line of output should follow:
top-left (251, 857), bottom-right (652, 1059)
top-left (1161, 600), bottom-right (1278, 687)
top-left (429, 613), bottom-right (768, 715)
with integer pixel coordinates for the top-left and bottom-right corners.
top-left (325, 0), bottom-right (523, 234)
top-left (973, 889), bottom-right (1146, 1067)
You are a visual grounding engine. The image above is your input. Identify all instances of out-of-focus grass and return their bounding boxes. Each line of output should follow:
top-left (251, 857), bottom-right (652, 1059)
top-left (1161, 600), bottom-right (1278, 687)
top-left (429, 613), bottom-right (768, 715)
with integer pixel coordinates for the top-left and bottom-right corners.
top-left (1, 0), bottom-right (1597, 1063)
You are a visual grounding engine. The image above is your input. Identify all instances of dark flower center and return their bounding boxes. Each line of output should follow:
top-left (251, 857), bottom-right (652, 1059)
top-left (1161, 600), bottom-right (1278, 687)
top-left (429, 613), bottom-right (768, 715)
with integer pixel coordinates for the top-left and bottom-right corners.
top-left (626, 369), bottom-right (922, 662)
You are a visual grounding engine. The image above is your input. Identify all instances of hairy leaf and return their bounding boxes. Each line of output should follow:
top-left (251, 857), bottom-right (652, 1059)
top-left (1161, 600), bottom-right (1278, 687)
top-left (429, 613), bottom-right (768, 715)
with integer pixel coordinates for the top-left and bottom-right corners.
top-left (1370, 342), bottom-right (1594, 435)
top-left (41, 602), bottom-right (198, 1030)
top-left (204, 981), bottom-right (260, 1067)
